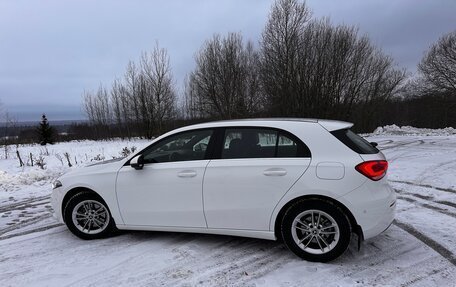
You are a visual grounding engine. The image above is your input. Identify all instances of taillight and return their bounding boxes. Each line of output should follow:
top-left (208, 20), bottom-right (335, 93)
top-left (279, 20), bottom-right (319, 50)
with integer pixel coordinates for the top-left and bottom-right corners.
top-left (355, 160), bottom-right (388, 181)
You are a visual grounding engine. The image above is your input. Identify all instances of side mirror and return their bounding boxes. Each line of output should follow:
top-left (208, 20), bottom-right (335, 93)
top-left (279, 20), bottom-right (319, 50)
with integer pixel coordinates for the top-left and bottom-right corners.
top-left (130, 154), bottom-right (144, 170)
top-left (370, 142), bottom-right (378, 147)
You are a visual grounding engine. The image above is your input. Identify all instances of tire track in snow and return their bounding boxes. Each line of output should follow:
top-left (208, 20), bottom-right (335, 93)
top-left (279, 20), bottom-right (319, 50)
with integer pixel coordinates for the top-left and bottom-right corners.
top-left (435, 200), bottom-right (456, 208)
top-left (397, 196), bottom-right (456, 219)
top-left (190, 243), bottom-right (288, 286)
top-left (390, 180), bottom-right (456, 194)
top-left (375, 139), bottom-right (394, 145)
top-left (394, 187), bottom-right (456, 211)
top-left (63, 233), bottom-right (203, 287)
top-left (0, 195), bottom-right (51, 213)
top-left (393, 183), bottom-right (456, 213)
top-left (146, 237), bottom-right (290, 287)
top-left (0, 213), bottom-right (53, 236)
top-left (0, 194), bottom-right (55, 240)
top-left (400, 267), bottom-right (452, 287)
top-left (429, 138), bottom-right (451, 145)
top-left (379, 139), bottom-right (425, 150)
top-left (387, 152), bottom-right (417, 163)
top-left (416, 159), bottom-right (456, 184)
top-left (0, 223), bottom-right (63, 241)
top-left (341, 240), bottom-right (420, 278)
top-left (393, 220), bottom-right (456, 266)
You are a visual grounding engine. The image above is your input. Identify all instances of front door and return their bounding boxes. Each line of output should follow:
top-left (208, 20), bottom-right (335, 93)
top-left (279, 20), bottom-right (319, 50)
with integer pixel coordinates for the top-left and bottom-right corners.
top-left (116, 129), bottom-right (214, 228)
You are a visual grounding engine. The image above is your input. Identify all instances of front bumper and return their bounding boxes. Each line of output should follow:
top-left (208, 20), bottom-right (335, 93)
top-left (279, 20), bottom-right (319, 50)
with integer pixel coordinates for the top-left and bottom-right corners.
top-left (51, 187), bottom-right (65, 224)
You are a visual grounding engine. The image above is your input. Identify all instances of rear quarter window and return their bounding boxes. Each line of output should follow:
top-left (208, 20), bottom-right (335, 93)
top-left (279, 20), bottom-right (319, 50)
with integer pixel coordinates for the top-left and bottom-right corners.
top-left (331, 129), bottom-right (379, 154)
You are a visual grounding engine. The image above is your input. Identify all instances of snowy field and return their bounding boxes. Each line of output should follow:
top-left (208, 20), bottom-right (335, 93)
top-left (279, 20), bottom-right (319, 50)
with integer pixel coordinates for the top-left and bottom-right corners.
top-left (1, 126), bottom-right (456, 286)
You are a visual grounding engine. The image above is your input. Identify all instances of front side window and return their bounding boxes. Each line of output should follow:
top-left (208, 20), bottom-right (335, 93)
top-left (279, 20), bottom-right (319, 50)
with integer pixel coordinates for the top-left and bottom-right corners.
top-left (142, 129), bottom-right (213, 163)
top-left (221, 128), bottom-right (310, 159)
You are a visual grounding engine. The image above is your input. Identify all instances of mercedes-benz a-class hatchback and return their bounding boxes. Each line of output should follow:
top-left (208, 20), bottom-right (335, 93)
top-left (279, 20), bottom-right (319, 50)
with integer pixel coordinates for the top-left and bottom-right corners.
top-left (51, 119), bottom-right (395, 262)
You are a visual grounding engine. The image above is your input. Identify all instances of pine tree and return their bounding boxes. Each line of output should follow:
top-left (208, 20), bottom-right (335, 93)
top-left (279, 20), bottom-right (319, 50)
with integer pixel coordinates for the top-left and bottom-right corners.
top-left (37, 114), bottom-right (55, 145)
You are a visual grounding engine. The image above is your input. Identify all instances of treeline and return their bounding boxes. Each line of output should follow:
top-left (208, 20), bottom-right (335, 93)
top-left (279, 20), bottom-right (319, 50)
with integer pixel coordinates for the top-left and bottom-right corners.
top-left (380, 92), bottom-right (456, 128)
top-left (82, 44), bottom-right (176, 139)
top-left (79, 0), bottom-right (454, 139)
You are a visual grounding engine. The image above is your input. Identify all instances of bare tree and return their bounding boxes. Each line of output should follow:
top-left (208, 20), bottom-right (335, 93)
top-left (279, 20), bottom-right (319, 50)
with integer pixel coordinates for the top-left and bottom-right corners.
top-left (260, 0), bottom-right (311, 116)
top-left (110, 78), bottom-right (126, 138)
top-left (82, 84), bottom-right (111, 138)
top-left (1, 107), bottom-right (17, 159)
top-left (186, 33), bottom-right (262, 119)
top-left (82, 44), bottom-right (176, 139)
top-left (95, 85), bottom-right (111, 127)
top-left (260, 0), bottom-right (405, 126)
top-left (139, 44), bottom-right (176, 136)
top-left (418, 31), bottom-right (456, 94)
top-left (123, 61), bottom-right (141, 137)
top-left (82, 90), bottom-right (96, 124)
top-left (0, 101), bottom-right (8, 158)
top-left (183, 75), bottom-right (204, 119)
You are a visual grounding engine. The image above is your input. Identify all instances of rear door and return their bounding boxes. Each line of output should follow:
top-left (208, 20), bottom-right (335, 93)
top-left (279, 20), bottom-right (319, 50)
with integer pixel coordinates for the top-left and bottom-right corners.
top-left (203, 127), bottom-right (311, 231)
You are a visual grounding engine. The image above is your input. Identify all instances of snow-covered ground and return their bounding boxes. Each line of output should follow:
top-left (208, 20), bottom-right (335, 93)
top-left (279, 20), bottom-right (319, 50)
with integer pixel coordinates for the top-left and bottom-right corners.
top-left (1, 128), bottom-right (455, 286)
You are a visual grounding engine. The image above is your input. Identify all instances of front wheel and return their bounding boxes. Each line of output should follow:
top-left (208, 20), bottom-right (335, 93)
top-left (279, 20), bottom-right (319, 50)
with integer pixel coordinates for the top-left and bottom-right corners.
top-left (281, 199), bottom-right (352, 262)
top-left (63, 191), bottom-right (115, 240)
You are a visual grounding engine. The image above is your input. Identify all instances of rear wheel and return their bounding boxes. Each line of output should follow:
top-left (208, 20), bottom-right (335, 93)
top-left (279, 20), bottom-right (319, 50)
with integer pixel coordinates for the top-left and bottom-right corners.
top-left (281, 199), bottom-right (351, 262)
top-left (63, 191), bottom-right (115, 239)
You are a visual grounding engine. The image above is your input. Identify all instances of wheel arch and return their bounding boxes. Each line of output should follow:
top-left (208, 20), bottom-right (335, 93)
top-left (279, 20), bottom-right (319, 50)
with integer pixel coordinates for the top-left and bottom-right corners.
top-left (61, 187), bottom-right (106, 223)
top-left (273, 194), bottom-right (362, 241)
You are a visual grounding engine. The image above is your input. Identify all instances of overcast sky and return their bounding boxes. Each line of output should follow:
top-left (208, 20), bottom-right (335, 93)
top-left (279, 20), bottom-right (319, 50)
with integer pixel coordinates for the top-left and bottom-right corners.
top-left (1, 0), bottom-right (455, 121)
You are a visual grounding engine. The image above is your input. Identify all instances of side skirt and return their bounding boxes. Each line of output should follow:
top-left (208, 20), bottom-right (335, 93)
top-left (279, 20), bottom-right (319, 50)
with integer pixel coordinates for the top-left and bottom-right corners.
top-left (116, 224), bottom-right (277, 241)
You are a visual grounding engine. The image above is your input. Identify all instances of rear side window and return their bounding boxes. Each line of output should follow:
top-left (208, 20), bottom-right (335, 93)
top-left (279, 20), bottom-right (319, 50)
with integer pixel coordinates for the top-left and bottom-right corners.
top-left (221, 127), bottom-right (311, 159)
top-left (331, 129), bottom-right (379, 154)
top-left (222, 128), bottom-right (277, 159)
top-left (277, 134), bottom-right (299, 157)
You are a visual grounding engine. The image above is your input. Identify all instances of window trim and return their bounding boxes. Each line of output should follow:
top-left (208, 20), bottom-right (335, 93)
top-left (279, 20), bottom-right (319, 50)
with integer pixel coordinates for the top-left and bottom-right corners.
top-left (211, 126), bottom-right (311, 160)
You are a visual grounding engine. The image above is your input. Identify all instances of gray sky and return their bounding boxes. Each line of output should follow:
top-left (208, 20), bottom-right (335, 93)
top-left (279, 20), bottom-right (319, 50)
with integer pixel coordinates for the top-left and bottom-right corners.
top-left (0, 0), bottom-right (455, 121)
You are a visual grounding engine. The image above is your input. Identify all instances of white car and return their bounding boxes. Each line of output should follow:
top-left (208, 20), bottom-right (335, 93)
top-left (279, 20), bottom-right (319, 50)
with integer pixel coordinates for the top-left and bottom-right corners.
top-left (51, 119), bottom-right (395, 262)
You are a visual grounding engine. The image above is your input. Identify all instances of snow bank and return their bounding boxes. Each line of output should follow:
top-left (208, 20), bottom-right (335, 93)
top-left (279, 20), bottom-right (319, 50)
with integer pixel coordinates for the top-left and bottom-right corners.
top-left (0, 139), bottom-right (149, 198)
top-left (372, 124), bottom-right (456, 136)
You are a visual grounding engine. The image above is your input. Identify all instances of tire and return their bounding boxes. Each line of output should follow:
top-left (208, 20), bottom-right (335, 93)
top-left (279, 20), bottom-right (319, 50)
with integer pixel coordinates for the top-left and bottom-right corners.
top-left (63, 191), bottom-right (116, 240)
top-left (281, 199), bottom-right (351, 262)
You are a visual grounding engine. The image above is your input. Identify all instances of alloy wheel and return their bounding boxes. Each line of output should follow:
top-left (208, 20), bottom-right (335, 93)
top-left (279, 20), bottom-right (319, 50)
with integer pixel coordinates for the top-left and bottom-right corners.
top-left (291, 209), bottom-right (340, 254)
top-left (71, 200), bottom-right (110, 235)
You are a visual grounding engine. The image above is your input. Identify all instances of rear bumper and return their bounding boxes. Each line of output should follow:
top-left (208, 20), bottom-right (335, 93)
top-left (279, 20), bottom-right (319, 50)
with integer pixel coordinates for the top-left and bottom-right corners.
top-left (340, 179), bottom-right (396, 240)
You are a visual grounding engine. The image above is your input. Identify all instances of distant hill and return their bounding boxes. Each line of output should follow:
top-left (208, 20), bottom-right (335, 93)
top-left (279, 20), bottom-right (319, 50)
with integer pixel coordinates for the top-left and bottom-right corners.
top-left (0, 119), bottom-right (88, 127)
top-left (0, 120), bottom-right (90, 141)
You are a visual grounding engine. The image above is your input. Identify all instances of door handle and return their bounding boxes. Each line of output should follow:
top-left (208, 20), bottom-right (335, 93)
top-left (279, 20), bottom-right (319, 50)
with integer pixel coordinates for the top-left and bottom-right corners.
top-left (177, 170), bottom-right (197, 178)
top-left (263, 168), bottom-right (287, 176)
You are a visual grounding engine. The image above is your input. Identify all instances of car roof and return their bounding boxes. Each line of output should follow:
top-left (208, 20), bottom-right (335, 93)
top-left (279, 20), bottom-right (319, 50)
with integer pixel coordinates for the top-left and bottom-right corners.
top-left (180, 118), bottom-right (353, 132)
top-left (213, 118), bottom-right (318, 123)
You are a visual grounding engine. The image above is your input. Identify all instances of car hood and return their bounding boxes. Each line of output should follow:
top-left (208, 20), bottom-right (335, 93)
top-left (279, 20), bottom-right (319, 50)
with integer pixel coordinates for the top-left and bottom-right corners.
top-left (59, 157), bottom-right (127, 179)
top-left (86, 157), bottom-right (126, 167)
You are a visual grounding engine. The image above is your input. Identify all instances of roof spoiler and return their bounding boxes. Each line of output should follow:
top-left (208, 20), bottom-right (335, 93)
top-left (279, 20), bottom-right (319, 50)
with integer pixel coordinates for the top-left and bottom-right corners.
top-left (317, 119), bottom-right (353, 131)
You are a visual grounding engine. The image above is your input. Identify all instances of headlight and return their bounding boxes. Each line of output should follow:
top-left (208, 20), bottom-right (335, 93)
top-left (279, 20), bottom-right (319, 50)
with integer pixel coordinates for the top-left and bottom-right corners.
top-left (52, 180), bottom-right (62, 189)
